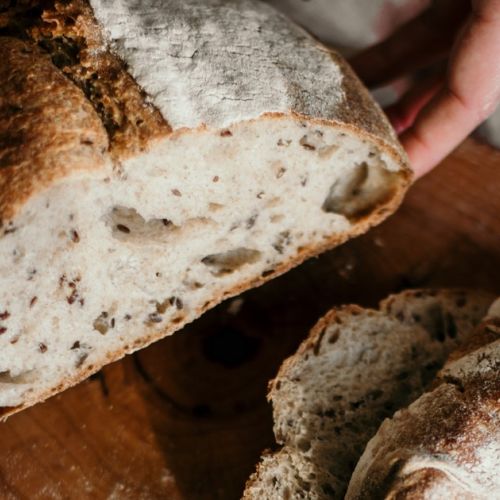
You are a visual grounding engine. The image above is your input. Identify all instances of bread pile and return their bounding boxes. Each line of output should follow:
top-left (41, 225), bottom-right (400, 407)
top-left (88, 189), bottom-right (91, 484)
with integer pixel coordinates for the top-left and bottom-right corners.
top-left (244, 290), bottom-right (499, 499)
top-left (0, 0), bottom-right (410, 416)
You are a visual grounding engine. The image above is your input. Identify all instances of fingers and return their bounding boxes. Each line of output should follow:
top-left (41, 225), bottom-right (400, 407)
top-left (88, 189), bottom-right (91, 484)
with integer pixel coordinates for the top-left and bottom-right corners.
top-left (402, 3), bottom-right (500, 178)
top-left (349, 0), bottom-right (469, 87)
top-left (385, 73), bottom-right (444, 134)
top-left (471, 0), bottom-right (500, 22)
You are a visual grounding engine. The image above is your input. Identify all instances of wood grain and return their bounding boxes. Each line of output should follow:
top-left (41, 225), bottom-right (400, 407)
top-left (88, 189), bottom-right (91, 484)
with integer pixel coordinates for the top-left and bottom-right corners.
top-left (0, 139), bottom-right (499, 500)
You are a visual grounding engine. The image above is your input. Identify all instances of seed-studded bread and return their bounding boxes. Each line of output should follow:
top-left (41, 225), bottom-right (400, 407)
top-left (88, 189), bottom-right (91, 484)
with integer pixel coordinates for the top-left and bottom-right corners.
top-left (0, 1), bottom-right (411, 416)
top-left (243, 290), bottom-right (495, 499)
top-left (346, 300), bottom-right (500, 499)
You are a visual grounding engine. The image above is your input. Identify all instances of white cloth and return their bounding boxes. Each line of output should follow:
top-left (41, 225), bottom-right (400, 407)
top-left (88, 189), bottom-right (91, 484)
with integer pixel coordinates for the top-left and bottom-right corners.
top-left (267, 0), bottom-right (430, 53)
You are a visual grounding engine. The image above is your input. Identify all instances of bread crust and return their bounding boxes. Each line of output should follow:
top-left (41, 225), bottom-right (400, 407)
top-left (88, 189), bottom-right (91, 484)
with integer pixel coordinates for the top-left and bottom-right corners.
top-left (0, 37), bottom-right (109, 221)
top-left (269, 289), bottom-right (496, 396)
top-left (346, 317), bottom-right (500, 499)
top-left (1, 0), bottom-right (171, 159)
top-left (0, 0), bottom-right (411, 416)
top-left (0, 0), bottom-right (411, 224)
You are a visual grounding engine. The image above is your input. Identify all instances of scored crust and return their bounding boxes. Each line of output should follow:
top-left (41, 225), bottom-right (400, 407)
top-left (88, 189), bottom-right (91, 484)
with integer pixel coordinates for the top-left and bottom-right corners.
top-left (0, 0), bottom-right (171, 158)
top-left (0, 0), bottom-right (411, 224)
top-left (0, 37), bottom-right (109, 220)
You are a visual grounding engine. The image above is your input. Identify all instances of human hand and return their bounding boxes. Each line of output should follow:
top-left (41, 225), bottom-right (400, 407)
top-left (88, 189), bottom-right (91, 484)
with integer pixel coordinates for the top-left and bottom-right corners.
top-left (349, 0), bottom-right (500, 179)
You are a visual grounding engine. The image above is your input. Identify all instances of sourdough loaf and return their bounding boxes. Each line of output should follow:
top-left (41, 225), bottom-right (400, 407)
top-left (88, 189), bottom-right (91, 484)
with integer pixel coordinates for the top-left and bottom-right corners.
top-left (0, 0), bottom-right (411, 416)
top-left (346, 299), bottom-right (500, 499)
top-left (243, 290), bottom-right (495, 499)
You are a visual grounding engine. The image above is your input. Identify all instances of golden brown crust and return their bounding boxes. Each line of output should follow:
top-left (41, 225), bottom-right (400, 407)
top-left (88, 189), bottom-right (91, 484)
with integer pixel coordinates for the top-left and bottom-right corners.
top-left (0, 36), bottom-right (108, 221)
top-left (351, 320), bottom-right (500, 500)
top-left (2, 0), bottom-right (171, 160)
top-left (0, 1), bottom-right (411, 219)
top-left (373, 374), bottom-right (499, 499)
top-left (329, 50), bottom-right (398, 147)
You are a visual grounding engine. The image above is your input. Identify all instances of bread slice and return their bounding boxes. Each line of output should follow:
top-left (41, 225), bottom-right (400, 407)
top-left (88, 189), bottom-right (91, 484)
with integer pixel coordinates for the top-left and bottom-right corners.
top-left (0, 1), bottom-right (411, 415)
top-left (243, 290), bottom-right (495, 499)
top-left (346, 300), bottom-right (500, 499)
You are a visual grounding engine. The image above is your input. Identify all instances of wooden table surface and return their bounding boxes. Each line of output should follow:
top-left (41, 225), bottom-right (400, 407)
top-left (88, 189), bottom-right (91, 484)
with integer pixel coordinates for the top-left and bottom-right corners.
top-left (0, 139), bottom-right (499, 500)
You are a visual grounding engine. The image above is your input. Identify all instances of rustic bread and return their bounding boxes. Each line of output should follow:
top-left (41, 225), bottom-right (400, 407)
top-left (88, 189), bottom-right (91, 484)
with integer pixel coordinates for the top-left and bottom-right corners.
top-left (0, 1), bottom-right (411, 416)
top-left (243, 290), bottom-right (495, 499)
top-left (346, 300), bottom-right (500, 499)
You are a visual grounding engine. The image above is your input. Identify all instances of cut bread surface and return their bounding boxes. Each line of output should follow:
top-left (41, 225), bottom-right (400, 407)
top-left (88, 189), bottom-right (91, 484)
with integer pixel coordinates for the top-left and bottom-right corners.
top-left (0, 116), bottom-right (402, 411)
top-left (0, 0), bottom-right (410, 415)
top-left (243, 290), bottom-right (495, 499)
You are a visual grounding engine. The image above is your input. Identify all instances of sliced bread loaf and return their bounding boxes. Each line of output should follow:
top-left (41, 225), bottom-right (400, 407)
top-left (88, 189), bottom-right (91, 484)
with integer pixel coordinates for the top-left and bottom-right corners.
top-left (243, 290), bottom-right (495, 499)
top-left (346, 300), bottom-right (500, 499)
top-left (0, 0), bottom-right (411, 415)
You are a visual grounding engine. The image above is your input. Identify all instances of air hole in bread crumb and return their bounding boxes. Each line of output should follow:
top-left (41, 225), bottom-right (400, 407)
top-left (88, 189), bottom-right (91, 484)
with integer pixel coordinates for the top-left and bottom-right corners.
top-left (328, 329), bottom-right (340, 344)
top-left (107, 207), bottom-right (214, 243)
top-left (93, 312), bottom-right (109, 335)
top-left (297, 439), bottom-right (311, 452)
top-left (202, 248), bottom-right (261, 276)
top-left (116, 224), bottom-right (130, 233)
top-left (155, 299), bottom-right (171, 314)
top-left (299, 135), bottom-right (316, 150)
top-left (322, 161), bottom-right (399, 220)
top-left (146, 313), bottom-right (163, 324)
top-left (107, 206), bottom-right (179, 242)
top-left (246, 214), bottom-right (258, 229)
top-left (318, 144), bottom-right (339, 159)
top-left (209, 202), bottom-right (224, 212)
top-left (0, 370), bottom-right (36, 384)
top-left (272, 231), bottom-right (291, 254)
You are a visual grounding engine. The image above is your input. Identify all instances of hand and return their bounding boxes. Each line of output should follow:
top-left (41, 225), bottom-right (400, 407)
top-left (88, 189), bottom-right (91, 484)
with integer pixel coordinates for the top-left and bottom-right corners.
top-left (349, 0), bottom-right (500, 179)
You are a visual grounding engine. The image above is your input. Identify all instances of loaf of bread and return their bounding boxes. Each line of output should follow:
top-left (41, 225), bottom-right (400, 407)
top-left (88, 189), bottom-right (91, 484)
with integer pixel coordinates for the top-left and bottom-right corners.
top-left (0, 1), bottom-right (411, 416)
top-left (346, 299), bottom-right (500, 499)
top-left (243, 290), bottom-right (495, 499)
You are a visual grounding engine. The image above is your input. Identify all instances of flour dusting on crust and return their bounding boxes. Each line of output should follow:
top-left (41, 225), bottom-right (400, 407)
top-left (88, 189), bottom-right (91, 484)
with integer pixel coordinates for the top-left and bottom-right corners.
top-left (89, 0), bottom-right (345, 129)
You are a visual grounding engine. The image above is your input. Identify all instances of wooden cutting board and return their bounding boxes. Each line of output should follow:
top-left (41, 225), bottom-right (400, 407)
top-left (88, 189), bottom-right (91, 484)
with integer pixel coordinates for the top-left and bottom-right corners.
top-left (0, 139), bottom-right (499, 500)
